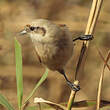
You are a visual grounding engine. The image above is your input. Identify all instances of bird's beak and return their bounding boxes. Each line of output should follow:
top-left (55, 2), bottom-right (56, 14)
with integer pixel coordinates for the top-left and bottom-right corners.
top-left (19, 29), bottom-right (27, 35)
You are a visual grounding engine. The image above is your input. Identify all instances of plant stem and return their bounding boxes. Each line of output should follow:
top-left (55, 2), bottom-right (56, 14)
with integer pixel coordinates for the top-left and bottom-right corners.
top-left (67, 81), bottom-right (79, 110)
top-left (67, 0), bottom-right (103, 109)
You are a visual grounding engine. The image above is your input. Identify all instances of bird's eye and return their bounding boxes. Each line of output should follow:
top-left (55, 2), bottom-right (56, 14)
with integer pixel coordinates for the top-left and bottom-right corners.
top-left (30, 26), bottom-right (35, 31)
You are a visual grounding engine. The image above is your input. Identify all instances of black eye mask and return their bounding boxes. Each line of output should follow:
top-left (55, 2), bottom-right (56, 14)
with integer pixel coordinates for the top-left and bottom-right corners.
top-left (26, 25), bottom-right (46, 36)
top-left (30, 26), bottom-right (35, 31)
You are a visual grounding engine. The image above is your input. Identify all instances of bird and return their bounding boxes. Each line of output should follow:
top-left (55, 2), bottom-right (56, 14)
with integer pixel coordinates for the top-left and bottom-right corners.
top-left (19, 19), bottom-right (93, 91)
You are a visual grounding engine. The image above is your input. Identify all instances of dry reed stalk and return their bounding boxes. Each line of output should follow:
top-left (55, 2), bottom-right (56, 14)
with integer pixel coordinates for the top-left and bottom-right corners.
top-left (67, 0), bottom-right (103, 110)
top-left (96, 50), bottom-right (110, 110)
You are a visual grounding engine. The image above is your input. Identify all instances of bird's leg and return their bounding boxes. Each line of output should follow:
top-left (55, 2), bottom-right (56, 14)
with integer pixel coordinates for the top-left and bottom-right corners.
top-left (73, 35), bottom-right (93, 42)
top-left (58, 70), bottom-right (80, 92)
top-left (63, 72), bottom-right (80, 92)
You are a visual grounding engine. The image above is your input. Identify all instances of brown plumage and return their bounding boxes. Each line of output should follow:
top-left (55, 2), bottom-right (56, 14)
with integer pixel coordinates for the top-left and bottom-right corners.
top-left (20, 19), bottom-right (80, 91)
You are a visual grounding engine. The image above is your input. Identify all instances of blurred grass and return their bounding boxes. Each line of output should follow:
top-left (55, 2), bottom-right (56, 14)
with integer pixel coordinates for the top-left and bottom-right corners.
top-left (24, 68), bottom-right (48, 105)
top-left (0, 93), bottom-right (15, 110)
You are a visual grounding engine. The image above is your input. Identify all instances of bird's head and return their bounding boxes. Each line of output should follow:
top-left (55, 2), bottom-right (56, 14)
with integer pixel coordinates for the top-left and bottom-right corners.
top-left (19, 19), bottom-right (63, 42)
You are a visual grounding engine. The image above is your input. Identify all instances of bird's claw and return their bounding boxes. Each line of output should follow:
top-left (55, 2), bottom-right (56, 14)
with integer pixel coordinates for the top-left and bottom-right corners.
top-left (67, 81), bottom-right (80, 92)
top-left (79, 35), bottom-right (93, 41)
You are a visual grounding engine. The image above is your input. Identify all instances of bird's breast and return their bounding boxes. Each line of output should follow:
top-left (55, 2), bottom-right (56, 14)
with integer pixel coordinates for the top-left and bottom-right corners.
top-left (34, 41), bottom-right (58, 61)
top-left (34, 39), bottom-right (73, 71)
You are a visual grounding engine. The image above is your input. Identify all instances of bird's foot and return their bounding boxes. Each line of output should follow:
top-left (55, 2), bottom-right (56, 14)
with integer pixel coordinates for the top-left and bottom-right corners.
top-left (67, 81), bottom-right (80, 92)
top-left (73, 35), bottom-right (93, 42)
top-left (79, 35), bottom-right (93, 41)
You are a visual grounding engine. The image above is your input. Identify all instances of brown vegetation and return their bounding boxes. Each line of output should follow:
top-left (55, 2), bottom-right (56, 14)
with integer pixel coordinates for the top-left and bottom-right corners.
top-left (0, 0), bottom-right (110, 109)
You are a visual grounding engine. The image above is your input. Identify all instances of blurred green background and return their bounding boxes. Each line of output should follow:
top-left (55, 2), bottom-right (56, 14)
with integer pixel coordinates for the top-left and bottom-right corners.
top-left (0, 0), bottom-right (110, 109)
